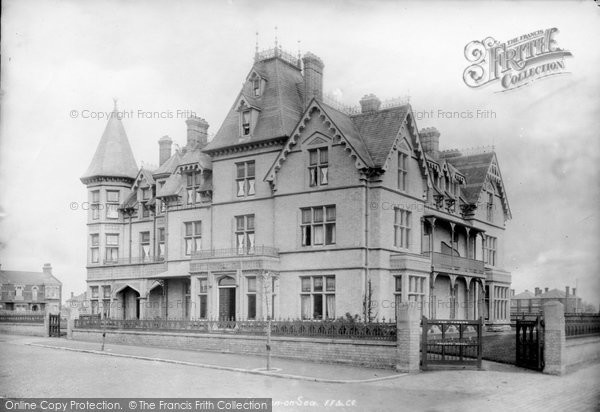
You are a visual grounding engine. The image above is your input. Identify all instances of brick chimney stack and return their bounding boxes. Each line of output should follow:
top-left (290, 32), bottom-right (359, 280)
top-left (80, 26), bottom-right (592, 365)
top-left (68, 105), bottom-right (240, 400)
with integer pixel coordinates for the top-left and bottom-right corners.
top-left (302, 52), bottom-right (324, 108)
top-left (420, 127), bottom-right (441, 160)
top-left (186, 116), bottom-right (209, 149)
top-left (42, 263), bottom-right (52, 275)
top-left (545, 287), bottom-right (549, 293)
top-left (158, 135), bottom-right (173, 166)
top-left (565, 286), bottom-right (570, 297)
top-left (572, 288), bottom-right (576, 296)
top-left (535, 287), bottom-right (540, 296)
top-left (359, 94), bottom-right (381, 113)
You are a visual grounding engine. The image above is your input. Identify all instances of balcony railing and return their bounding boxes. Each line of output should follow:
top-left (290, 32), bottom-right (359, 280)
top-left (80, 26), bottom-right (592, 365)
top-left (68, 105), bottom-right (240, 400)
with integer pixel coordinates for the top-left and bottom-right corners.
top-left (191, 246), bottom-right (279, 260)
top-left (99, 256), bottom-right (166, 266)
top-left (427, 252), bottom-right (485, 275)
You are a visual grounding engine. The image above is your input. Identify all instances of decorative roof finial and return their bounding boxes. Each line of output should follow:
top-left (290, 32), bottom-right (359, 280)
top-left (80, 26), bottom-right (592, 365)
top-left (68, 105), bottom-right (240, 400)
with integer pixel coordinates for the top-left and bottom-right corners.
top-left (254, 31), bottom-right (259, 60)
top-left (274, 26), bottom-right (278, 49)
top-left (112, 97), bottom-right (118, 112)
top-left (297, 40), bottom-right (301, 61)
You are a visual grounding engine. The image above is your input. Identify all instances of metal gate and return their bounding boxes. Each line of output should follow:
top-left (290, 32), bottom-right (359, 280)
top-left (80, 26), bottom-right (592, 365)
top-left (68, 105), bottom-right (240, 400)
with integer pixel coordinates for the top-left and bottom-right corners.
top-left (421, 317), bottom-right (483, 370)
top-left (516, 315), bottom-right (544, 371)
top-left (49, 314), bottom-right (61, 337)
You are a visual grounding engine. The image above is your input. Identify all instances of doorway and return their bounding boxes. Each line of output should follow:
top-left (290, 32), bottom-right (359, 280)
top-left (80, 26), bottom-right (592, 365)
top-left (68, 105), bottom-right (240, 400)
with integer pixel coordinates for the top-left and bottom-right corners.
top-left (218, 276), bottom-right (236, 321)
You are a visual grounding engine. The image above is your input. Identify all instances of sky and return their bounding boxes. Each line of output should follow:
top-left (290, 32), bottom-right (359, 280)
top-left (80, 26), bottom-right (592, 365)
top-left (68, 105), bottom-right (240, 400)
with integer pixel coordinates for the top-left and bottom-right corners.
top-left (1, 0), bottom-right (599, 308)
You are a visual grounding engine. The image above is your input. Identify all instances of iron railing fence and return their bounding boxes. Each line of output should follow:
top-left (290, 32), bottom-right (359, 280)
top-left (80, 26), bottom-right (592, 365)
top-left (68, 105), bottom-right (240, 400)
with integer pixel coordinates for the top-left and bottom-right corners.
top-left (73, 317), bottom-right (397, 341)
top-left (565, 313), bottom-right (600, 338)
top-left (191, 246), bottom-right (279, 260)
top-left (0, 313), bottom-right (45, 323)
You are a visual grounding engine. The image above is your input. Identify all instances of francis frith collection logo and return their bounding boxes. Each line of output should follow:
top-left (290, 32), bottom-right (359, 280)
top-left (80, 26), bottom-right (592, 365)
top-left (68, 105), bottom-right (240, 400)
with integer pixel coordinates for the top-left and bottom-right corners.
top-left (463, 28), bottom-right (572, 92)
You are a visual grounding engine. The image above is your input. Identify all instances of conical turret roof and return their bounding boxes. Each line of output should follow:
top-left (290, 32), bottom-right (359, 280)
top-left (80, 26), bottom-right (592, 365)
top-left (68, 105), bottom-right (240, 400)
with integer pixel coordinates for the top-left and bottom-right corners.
top-left (81, 105), bottom-right (138, 183)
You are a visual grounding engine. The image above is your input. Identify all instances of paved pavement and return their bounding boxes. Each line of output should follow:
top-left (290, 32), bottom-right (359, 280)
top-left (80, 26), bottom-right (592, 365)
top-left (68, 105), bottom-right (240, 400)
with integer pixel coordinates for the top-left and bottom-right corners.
top-left (1, 334), bottom-right (599, 411)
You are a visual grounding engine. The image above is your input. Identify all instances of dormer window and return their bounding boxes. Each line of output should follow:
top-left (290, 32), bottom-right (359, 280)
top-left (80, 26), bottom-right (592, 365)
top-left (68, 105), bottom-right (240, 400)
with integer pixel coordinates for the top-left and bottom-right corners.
top-left (242, 110), bottom-right (251, 135)
top-left (253, 78), bottom-right (261, 97)
top-left (142, 188), bottom-right (150, 200)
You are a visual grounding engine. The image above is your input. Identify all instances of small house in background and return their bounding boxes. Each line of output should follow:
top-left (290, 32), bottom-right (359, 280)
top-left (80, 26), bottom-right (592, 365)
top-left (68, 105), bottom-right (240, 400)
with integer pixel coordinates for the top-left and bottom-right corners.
top-left (65, 291), bottom-right (90, 319)
top-left (511, 286), bottom-right (582, 315)
top-left (0, 263), bottom-right (62, 313)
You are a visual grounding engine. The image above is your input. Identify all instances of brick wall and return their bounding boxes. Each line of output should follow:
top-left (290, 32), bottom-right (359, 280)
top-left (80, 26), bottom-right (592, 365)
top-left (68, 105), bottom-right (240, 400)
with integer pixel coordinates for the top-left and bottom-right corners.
top-left (0, 322), bottom-right (47, 336)
top-left (72, 329), bottom-right (398, 369)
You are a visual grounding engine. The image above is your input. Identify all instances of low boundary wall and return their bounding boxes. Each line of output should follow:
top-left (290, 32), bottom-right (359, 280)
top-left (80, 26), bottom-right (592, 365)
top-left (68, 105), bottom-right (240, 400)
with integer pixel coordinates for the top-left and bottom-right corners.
top-left (0, 322), bottom-right (47, 337)
top-left (565, 335), bottom-right (600, 372)
top-left (72, 328), bottom-right (398, 369)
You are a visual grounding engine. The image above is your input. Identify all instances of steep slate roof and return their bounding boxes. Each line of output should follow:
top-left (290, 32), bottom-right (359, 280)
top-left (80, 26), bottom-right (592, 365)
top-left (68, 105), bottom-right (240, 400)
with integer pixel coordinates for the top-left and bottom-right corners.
top-left (81, 110), bottom-right (138, 181)
top-left (153, 151), bottom-right (182, 177)
top-left (351, 105), bottom-right (410, 168)
top-left (444, 152), bottom-right (494, 204)
top-left (204, 56), bottom-right (305, 151)
top-left (320, 103), bottom-right (374, 166)
top-left (156, 173), bottom-right (184, 198)
top-left (178, 149), bottom-right (212, 170)
top-left (0, 270), bottom-right (61, 285)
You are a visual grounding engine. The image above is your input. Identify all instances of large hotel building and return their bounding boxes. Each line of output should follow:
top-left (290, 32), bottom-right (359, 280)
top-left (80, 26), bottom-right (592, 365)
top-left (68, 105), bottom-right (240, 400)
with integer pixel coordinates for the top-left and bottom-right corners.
top-left (81, 46), bottom-right (512, 325)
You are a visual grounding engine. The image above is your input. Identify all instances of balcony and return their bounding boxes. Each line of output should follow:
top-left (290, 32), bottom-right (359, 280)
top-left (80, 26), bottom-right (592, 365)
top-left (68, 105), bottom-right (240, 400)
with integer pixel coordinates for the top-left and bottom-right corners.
top-left (427, 252), bottom-right (485, 276)
top-left (191, 246), bottom-right (279, 260)
top-left (96, 256), bottom-right (166, 266)
top-left (190, 246), bottom-right (280, 273)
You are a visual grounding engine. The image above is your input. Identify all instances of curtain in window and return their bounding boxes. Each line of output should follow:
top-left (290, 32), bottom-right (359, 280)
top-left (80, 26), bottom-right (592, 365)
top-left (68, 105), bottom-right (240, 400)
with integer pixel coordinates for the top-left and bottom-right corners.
top-left (301, 296), bottom-right (311, 319)
top-left (247, 179), bottom-right (255, 195)
top-left (247, 233), bottom-right (255, 253)
top-left (314, 225), bottom-right (324, 245)
top-left (320, 167), bottom-right (328, 184)
top-left (142, 245), bottom-right (150, 259)
top-left (237, 234), bottom-right (246, 254)
top-left (194, 237), bottom-right (201, 253)
top-left (158, 244), bottom-right (165, 258)
top-left (237, 181), bottom-right (245, 196)
top-left (185, 239), bottom-right (193, 255)
top-left (326, 295), bottom-right (335, 319)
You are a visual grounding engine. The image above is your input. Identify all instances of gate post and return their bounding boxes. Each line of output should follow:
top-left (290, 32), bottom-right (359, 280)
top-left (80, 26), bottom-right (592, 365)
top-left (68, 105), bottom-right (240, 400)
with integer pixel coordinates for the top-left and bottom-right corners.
top-left (543, 301), bottom-right (565, 375)
top-left (44, 311), bottom-right (50, 337)
top-left (395, 302), bottom-right (420, 373)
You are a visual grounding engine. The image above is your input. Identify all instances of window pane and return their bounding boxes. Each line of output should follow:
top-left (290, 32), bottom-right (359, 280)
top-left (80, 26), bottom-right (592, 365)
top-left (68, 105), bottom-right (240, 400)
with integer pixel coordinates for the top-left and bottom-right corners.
top-left (246, 215), bottom-right (255, 230)
top-left (195, 173), bottom-right (202, 185)
top-left (301, 295), bottom-right (311, 319)
top-left (237, 234), bottom-right (245, 253)
top-left (313, 294), bottom-right (323, 319)
top-left (301, 209), bottom-right (311, 224)
top-left (185, 223), bottom-right (193, 236)
top-left (91, 248), bottom-right (99, 263)
top-left (302, 225), bottom-right (311, 246)
top-left (237, 163), bottom-right (246, 179)
top-left (194, 237), bottom-right (201, 252)
top-left (309, 167), bottom-right (317, 186)
top-left (242, 111), bottom-right (250, 124)
top-left (186, 174), bottom-right (193, 187)
top-left (301, 277), bottom-right (311, 292)
top-left (199, 296), bottom-right (207, 319)
top-left (91, 234), bottom-right (99, 246)
top-left (325, 206), bottom-right (336, 221)
top-left (326, 276), bottom-right (335, 291)
top-left (325, 223), bottom-right (335, 245)
top-left (309, 150), bottom-right (318, 165)
top-left (199, 279), bottom-right (208, 293)
top-left (320, 148), bottom-right (328, 164)
top-left (247, 295), bottom-right (256, 320)
top-left (320, 167), bottom-right (328, 185)
top-left (326, 295), bottom-right (335, 319)
top-left (106, 235), bottom-right (119, 245)
top-left (247, 277), bottom-right (256, 292)
top-left (107, 191), bottom-right (119, 202)
top-left (395, 276), bottom-right (402, 292)
top-left (314, 225), bottom-right (324, 245)
top-left (92, 191), bottom-right (100, 203)
top-left (313, 277), bottom-right (323, 292)
top-left (106, 204), bottom-right (119, 219)
top-left (247, 178), bottom-right (255, 195)
top-left (185, 239), bottom-right (193, 255)
top-left (247, 162), bottom-right (255, 177)
top-left (247, 233), bottom-right (255, 252)
top-left (313, 207), bottom-right (324, 223)
top-left (237, 181), bottom-right (245, 197)
top-left (236, 216), bottom-right (245, 231)
top-left (194, 221), bottom-right (202, 235)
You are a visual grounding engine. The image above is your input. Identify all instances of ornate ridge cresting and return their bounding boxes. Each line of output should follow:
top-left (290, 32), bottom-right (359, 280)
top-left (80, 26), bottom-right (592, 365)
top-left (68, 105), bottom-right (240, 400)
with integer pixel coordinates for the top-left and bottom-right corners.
top-left (264, 101), bottom-right (369, 185)
top-left (254, 46), bottom-right (301, 69)
top-left (324, 94), bottom-right (411, 116)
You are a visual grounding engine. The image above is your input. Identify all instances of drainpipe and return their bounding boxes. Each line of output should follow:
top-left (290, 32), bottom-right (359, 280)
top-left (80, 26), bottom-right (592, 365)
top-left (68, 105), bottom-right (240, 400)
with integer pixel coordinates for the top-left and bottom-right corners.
top-left (128, 214), bottom-right (132, 263)
top-left (363, 173), bottom-right (370, 321)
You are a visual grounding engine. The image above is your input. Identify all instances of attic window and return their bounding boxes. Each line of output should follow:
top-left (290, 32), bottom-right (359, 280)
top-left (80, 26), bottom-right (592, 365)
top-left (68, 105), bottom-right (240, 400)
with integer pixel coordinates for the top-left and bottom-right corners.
top-left (253, 77), bottom-right (261, 97)
top-left (242, 110), bottom-right (251, 136)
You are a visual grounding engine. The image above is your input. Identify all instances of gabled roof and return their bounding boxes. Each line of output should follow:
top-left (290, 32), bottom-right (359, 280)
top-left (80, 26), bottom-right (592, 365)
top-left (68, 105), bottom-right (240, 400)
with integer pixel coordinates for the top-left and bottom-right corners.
top-left (133, 168), bottom-right (155, 190)
top-left (156, 173), bottom-right (184, 198)
top-left (81, 109), bottom-right (138, 182)
top-left (351, 105), bottom-right (410, 168)
top-left (204, 56), bottom-right (305, 152)
top-left (444, 152), bottom-right (495, 204)
top-left (0, 270), bottom-right (62, 286)
top-left (153, 151), bottom-right (182, 177)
